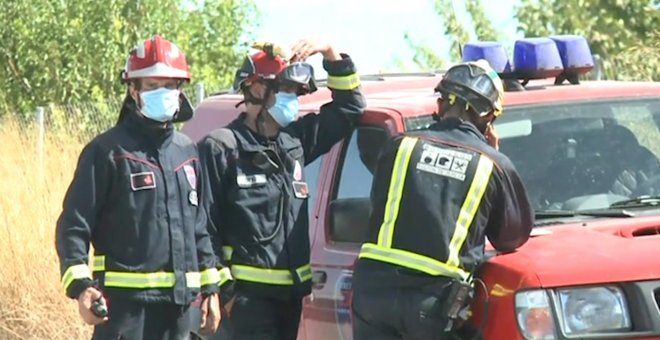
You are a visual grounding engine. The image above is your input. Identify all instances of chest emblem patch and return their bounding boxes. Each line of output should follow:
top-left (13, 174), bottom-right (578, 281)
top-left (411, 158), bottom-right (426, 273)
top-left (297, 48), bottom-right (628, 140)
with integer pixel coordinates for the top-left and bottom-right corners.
top-left (130, 172), bottom-right (156, 191)
top-left (183, 164), bottom-right (197, 189)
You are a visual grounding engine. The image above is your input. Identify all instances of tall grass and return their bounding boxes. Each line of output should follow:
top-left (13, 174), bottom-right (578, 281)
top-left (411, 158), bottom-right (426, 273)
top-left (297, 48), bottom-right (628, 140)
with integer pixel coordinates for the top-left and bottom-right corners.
top-left (0, 118), bottom-right (93, 339)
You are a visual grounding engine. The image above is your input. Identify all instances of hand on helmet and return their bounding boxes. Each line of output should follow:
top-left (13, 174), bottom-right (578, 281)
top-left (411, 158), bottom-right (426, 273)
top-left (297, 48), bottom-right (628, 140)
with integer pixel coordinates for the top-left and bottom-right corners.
top-left (251, 41), bottom-right (291, 60)
top-left (290, 39), bottom-right (341, 62)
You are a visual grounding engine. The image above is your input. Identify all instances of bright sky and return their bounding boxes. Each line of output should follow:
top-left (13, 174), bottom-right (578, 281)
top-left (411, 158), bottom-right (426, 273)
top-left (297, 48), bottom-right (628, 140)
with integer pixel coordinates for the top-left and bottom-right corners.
top-left (249, 0), bottom-right (522, 78)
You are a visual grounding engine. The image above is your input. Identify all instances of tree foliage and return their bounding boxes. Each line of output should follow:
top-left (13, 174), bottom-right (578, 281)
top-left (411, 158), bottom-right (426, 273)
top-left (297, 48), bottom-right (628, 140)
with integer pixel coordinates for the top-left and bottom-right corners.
top-left (516, 0), bottom-right (660, 81)
top-left (406, 0), bottom-right (660, 81)
top-left (0, 0), bottom-right (257, 118)
top-left (404, 0), bottom-right (501, 70)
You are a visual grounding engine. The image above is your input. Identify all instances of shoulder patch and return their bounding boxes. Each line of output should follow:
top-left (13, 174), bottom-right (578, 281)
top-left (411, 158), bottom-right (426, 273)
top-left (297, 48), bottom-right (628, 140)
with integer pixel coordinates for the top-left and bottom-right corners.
top-left (208, 128), bottom-right (238, 149)
top-left (173, 131), bottom-right (193, 147)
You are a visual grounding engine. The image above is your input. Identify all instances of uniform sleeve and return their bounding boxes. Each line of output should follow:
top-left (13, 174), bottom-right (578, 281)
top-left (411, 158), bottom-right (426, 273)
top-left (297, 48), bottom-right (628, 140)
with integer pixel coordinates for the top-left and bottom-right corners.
top-left (485, 158), bottom-right (535, 253)
top-left (194, 154), bottom-right (220, 296)
top-left (55, 141), bottom-right (109, 299)
top-left (290, 53), bottom-right (367, 164)
top-left (197, 133), bottom-right (235, 301)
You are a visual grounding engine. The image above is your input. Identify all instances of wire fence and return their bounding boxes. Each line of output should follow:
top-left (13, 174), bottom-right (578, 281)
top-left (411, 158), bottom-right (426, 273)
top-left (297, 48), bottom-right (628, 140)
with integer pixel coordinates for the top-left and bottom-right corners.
top-left (26, 83), bottom-right (208, 175)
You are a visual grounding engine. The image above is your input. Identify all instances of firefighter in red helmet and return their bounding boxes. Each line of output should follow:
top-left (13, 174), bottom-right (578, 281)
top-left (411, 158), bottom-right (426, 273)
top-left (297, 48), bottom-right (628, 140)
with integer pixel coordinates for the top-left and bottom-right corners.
top-left (197, 39), bottom-right (366, 339)
top-left (55, 35), bottom-right (221, 340)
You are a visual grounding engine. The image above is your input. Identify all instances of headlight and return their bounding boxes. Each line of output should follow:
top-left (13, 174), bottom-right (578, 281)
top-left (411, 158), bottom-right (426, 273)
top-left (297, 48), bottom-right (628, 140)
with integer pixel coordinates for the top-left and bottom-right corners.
top-left (516, 286), bottom-right (632, 339)
top-left (516, 290), bottom-right (557, 340)
top-left (558, 286), bottom-right (632, 335)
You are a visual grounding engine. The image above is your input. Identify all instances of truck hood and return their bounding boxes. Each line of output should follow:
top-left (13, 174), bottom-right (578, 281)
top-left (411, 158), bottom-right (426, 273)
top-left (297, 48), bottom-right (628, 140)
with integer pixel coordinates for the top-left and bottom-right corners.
top-left (488, 215), bottom-right (660, 288)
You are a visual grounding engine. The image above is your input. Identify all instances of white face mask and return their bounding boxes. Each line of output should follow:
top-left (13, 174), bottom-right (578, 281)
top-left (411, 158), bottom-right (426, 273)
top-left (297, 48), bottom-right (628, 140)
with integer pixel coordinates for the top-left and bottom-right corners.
top-left (140, 88), bottom-right (180, 122)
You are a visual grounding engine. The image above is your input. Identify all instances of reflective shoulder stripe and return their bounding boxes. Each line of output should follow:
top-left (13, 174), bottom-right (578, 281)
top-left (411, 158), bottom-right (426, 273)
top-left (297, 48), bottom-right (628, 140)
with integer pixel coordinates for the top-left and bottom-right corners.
top-left (358, 243), bottom-right (469, 280)
top-left (446, 155), bottom-right (494, 268)
top-left (219, 267), bottom-right (233, 286)
top-left (327, 73), bottom-right (360, 90)
top-left (200, 268), bottom-right (220, 287)
top-left (378, 137), bottom-right (419, 248)
top-left (61, 264), bottom-right (92, 291)
top-left (93, 255), bottom-right (105, 272)
top-left (221, 246), bottom-right (233, 262)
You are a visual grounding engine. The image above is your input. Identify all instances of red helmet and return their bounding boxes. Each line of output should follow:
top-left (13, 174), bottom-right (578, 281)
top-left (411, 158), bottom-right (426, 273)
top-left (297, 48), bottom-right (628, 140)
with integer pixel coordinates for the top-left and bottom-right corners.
top-left (122, 35), bottom-right (190, 81)
top-left (232, 45), bottom-right (287, 91)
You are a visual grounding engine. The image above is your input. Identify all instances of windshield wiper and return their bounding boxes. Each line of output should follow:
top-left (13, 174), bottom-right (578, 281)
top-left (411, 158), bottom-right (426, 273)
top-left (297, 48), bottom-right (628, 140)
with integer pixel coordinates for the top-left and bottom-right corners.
top-left (609, 195), bottom-right (660, 209)
top-left (535, 209), bottom-right (635, 219)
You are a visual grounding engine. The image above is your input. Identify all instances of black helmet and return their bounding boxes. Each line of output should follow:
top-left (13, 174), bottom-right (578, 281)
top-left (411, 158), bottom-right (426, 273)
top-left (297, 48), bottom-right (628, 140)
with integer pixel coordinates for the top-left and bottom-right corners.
top-left (279, 62), bottom-right (318, 96)
top-left (434, 60), bottom-right (504, 117)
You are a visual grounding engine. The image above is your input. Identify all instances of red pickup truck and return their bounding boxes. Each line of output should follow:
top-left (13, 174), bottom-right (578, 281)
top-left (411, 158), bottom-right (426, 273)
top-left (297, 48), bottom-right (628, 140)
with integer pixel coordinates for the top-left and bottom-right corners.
top-left (184, 43), bottom-right (660, 340)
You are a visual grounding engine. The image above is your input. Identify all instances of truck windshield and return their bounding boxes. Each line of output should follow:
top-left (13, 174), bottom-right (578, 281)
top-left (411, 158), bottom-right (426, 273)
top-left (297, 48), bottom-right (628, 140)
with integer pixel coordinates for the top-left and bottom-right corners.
top-left (405, 97), bottom-right (660, 212)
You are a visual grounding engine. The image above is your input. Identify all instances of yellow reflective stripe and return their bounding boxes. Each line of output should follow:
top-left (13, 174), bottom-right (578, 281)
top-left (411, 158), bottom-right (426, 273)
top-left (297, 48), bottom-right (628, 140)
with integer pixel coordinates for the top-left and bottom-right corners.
top-left (104, 272), bottom-right (176, 289)
top-left (378, 137), bottom-right (418, 248)
top-left (103, 271), bottom-right (202, 289)
top-left (61, 264), bottom-right (92, 291)
top-left (93, 256), bottom-right (105, 272)
top-left (186, 272), bottom-right (201, 288)
top-left (231, 264), bottom-right (312, 285)
top-left (327, 73), bottom-right (360, 90)
top-left (296, 264), bottom-right (313, 282)
top-left (446, 156), bottom-right (494, 268)
top-left (219, 267), bottom-right (233, 286)
top-left (359, 243), bottom-right (469, 280)
top-left (221, 246), bottom-right (233, 261)
top-left (231, 265), bottom-right (293, 285)
top-left (200, 268), bottom-right (220, 286)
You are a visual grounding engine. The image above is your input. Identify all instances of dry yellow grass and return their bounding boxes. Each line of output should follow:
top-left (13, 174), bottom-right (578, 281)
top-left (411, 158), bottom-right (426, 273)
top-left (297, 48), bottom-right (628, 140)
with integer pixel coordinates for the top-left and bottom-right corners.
top-left (0, 118), bottom-right (93, 339)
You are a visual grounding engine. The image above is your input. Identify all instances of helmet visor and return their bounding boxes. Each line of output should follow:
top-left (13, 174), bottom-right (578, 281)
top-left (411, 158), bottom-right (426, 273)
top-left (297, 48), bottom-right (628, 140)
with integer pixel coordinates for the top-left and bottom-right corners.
top-left (280, 62), bottom-right (314, 85)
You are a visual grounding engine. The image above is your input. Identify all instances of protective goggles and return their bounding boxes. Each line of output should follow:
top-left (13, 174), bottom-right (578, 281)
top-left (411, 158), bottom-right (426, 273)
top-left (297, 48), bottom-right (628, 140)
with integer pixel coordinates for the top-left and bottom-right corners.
top-left (279, 62), bottom-right (317, 95)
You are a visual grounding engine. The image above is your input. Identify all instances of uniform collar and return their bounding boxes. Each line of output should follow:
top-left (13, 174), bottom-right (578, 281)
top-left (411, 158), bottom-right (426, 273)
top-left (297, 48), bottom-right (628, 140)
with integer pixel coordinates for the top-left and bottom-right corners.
top-left (228, 112), bottom-right (301, 152)
top-left (121, 109), bottom-right (174, 147)
top-left (431, 117), bottom-right (487, 143)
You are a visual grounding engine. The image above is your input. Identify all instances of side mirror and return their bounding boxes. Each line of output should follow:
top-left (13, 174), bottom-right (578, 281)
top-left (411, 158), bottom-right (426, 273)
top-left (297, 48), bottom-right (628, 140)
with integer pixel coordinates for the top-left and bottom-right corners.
top-left (328, 197), bottom-right (372, 244)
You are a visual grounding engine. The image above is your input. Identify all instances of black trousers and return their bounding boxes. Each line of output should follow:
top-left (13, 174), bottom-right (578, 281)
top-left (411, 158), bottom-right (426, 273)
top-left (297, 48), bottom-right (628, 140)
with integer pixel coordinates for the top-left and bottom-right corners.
top-left (91, 299), bottom-right (192, 340)
top-left (351, 284), bottom-right (460, 340)
top-left (224, 290), bottom-right (302, 340)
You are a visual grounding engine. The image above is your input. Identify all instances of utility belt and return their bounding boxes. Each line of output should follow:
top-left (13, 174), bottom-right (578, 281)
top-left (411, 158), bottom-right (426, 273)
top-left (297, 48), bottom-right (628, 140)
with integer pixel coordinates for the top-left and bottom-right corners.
top-left (419, 278), bottom-right (475, 332)
top-left (358, 243), bottom-right (476, 332)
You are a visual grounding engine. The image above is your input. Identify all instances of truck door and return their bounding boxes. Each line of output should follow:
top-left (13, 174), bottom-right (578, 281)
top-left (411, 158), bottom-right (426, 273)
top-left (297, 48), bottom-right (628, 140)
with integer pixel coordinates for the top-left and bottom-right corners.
top-left (302, 123), bottom-right (391, 340)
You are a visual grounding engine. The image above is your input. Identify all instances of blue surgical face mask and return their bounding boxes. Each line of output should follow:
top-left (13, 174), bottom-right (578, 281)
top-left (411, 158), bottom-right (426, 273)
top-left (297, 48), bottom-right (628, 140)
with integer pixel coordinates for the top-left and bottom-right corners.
top-left (268, 92), bottom-right (299, 127)
top-left (140, 88), bottom-right (180, 122)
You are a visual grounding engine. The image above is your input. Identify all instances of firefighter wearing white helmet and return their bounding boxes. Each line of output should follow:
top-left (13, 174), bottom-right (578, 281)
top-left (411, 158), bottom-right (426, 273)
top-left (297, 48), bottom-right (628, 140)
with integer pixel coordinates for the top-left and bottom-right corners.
top-left (55, 35), bottom-right (221, 340)
top-left (350, 59), bottom-right (534, 340)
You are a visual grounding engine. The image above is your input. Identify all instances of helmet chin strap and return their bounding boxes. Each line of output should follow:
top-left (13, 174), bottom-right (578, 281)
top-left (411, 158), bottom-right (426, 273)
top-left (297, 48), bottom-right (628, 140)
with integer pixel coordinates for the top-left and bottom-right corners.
top-left (243, 82), bottom-right (278, 138)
